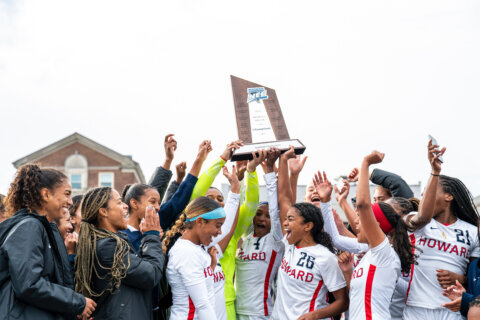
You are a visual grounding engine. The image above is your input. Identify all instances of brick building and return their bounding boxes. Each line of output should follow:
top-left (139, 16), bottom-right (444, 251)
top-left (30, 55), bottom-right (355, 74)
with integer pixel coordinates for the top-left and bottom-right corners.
top-left (13, 133), bottom-right (145, 195)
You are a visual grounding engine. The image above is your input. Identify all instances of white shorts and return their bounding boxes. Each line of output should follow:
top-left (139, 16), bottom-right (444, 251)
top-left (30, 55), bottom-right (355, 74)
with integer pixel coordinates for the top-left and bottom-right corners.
top-left (403, 305), bottom-right (463, 320)
top-left (237, 315), bottom-right (270, 320)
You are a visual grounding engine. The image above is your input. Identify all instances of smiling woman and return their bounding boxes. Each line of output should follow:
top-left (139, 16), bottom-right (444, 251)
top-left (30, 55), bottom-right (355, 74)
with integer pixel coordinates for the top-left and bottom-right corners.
top-left (0, 164), bottom-right (95, 319)
top-left (74, 186), bottom-right (165, 320)
top-left (164, 196), bottom-right (227, 320)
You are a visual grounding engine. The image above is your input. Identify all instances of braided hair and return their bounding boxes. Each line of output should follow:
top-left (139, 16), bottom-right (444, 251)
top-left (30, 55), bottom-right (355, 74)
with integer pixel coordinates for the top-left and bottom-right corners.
top-left (378, 202), bottom-right (416, 273)
top-left (162, 196), bottom-right (221, 253)
top-left (5, 164), bottom-right (67, 218)
top-left (75, 187), bottom-right (131, 298)
top-left (292, 202), bottom-right (335, 253)
top-left (439, 175), bottom-right (479, 227)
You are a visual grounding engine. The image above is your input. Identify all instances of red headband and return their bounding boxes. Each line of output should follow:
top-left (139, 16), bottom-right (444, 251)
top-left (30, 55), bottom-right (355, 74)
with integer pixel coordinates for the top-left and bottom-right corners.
top-left (372, 202), bottom-right (393, 234)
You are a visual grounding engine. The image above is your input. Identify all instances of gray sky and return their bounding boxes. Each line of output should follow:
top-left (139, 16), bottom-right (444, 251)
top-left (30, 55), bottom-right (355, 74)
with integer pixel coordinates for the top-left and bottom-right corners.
top-left (1, 0), bottom-right (480, 198)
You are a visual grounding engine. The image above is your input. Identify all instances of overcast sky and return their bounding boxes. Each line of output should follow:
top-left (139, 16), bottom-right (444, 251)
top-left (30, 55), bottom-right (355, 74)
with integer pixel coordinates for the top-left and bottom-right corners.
top-left (1, 0), bottom-right (479, 199)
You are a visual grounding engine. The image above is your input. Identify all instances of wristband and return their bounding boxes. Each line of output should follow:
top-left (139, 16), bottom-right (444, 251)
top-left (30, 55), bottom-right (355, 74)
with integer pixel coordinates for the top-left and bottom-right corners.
top-left (220, 155), bottom-right (227, 162)
top-left (431, 173), bottom-right (440, 177)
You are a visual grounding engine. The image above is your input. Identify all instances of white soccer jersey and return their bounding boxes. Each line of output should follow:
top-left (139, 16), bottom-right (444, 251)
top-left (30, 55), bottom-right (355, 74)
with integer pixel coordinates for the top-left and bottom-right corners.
top-left (213, 247), bottom-right (227, 320)
top-left (272, 239), bottom-right (346, 320)
top-left (405, 217), bottom-right (480, 311)
top-left (235, 232), bottom-right (284, 316)
top-left (167, 239), bottom-right (215, 320)
top-left (349, 237), bottom-right (401, 320)
top-left (390, 234), bottom-right (415, 319)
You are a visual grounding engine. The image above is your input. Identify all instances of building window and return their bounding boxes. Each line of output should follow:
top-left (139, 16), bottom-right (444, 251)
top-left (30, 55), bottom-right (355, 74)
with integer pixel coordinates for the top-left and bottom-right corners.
top-left (71, 174), bottom-right (82, 190)
top-left (65, 153), bottom-right (88, 192)
top-left (99, 172), bottom-right (114, 188)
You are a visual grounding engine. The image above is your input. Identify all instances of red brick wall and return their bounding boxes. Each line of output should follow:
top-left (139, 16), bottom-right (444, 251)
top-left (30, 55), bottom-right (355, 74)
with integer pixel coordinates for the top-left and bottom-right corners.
top-left (35, 142), bottom-right (121, 167)
top-left (32, 142), bottom-right (140, 193)
top-left (88, 169), bottom-right (137, 193)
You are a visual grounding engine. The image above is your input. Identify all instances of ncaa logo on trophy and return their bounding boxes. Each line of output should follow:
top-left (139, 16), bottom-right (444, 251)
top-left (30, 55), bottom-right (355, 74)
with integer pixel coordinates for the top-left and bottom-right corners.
top-left (230, 75), bottom-right (306, 161)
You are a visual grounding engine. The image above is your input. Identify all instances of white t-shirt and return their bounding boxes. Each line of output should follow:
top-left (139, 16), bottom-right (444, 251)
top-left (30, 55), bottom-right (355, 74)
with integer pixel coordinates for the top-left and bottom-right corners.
top-left (349, 237), bottom-right (401, 320)
top-left (235, 232), bottom-right (284, 316)
top-left (405, 217), bottom-right (480, 310)
top-left (272, 239), bottom-right (346, 320)
top-left (167, 238), bottom-right (215, 320)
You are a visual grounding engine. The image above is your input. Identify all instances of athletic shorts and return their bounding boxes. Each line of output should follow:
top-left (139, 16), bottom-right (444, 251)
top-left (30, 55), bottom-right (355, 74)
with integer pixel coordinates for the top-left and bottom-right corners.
top-left (237, 315), bottom-right (270, 320)
top-left (403, 305), bottom-right (463, 320)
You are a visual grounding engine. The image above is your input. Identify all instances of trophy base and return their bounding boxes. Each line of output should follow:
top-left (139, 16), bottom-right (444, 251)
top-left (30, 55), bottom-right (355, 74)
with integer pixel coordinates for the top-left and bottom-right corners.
top-left (231, 139), bottom-right (306, 161)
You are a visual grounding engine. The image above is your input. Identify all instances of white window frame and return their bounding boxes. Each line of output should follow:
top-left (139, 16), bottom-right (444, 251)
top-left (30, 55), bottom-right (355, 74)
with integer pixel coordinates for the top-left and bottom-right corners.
top-left (98, 172), bottom-right (114, 188)
top-left (70, 173), bottom-right (83, 190)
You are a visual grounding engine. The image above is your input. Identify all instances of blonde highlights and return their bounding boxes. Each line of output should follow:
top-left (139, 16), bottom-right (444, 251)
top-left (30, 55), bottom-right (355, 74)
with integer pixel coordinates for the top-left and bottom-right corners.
top-left (74, 187), bottom-right (131, 298)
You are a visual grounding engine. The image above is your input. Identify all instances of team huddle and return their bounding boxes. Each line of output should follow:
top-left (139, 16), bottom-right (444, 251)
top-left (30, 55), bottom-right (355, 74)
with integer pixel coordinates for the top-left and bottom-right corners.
top-left (0, 135), bottom-right (479, 320)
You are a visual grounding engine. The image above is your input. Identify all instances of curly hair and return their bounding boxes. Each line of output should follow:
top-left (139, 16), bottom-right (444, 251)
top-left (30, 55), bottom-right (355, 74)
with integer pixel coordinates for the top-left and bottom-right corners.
top-left (292, 202), bottom-right (335, 253)
top-left (378, 202), bottom-right (416, 273)
top-left (75, 187), bottom-right (131, 298)
top-left (162, 196), bottom-right (221, 253)
top-left (0, 194), bottom-right (5, 213)
top-left (5, 164), bottom-right (67, 218)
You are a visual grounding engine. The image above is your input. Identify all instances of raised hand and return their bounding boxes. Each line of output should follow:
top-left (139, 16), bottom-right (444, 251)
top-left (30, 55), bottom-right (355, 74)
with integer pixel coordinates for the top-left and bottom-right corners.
top-left (280, 145), bottom-right (296, 162)
top-left (175, 161), bottom-right (187, 184)
top-left (312, 171), bottom-right (333, 203)
top-left (221, 140), bottom-right (243, 161)
top-left (334, 179), bottom-right (350, 204)
top-left (288, 155), bottom-right (308, 176)
top-left (337, 251), bottom-right (354, 273)
top-left (235, 160), bottom-right (248, 181)
top-left (164, 134), bottom-right (177, 161)
top-left (364, 151), bottom-right (385, 166)
top-left (196, 140), bottom-right (213, 163)
top-left (247, 149), bottom-right (267, 173)
top-left (262, 147), bottom-right (281, 174)
top-left (347, 168), bottom-right (359, 182)
top-left (223, 165), bottom-right (240, 194)
top-left (428, 139), bottom-right (446, 175)
top-left (140, 205), bottom-right (163, 237)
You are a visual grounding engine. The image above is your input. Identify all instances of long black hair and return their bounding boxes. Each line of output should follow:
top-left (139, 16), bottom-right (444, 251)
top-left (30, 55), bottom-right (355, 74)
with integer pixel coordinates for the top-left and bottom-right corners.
top-left (378, 202), bottom-right (416, 273)
top-left (439, 175), bottom-right (479, 227)
top-left (388, 197), bottom-right (419, 217)
top-left (292, 202), bottom-right (335, 253)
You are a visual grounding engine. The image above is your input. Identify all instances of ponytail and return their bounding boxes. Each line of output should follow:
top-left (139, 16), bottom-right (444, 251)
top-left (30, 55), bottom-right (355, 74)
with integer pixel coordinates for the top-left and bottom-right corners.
top-left (121, 183), bottom-right (153, 213)
top-left (378, 202), bottom-right (416, 273)
top-left (162, 197), bottom-right (221, 254)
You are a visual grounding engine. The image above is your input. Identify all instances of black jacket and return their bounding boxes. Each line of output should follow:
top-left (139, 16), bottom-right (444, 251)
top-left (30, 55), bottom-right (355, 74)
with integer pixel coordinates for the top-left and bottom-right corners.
top-left (91, 231), bottom-right (165, 320)
top-left (0, 209), bottom-right (85, 320)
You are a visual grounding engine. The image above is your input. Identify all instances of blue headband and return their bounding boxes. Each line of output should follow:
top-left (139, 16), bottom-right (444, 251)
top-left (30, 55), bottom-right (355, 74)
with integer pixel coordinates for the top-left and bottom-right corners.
top-left (185, 207), bottom-right (226, 222)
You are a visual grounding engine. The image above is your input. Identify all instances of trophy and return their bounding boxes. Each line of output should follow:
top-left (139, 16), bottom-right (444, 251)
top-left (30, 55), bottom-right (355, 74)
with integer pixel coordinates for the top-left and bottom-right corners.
top-left (230, 75), bottom-right (306, 161)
